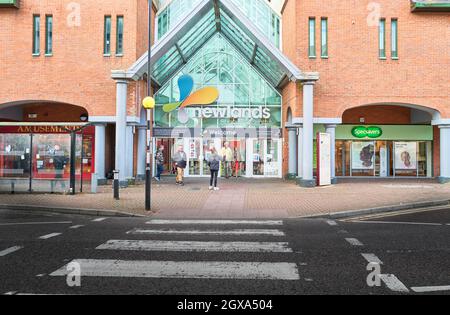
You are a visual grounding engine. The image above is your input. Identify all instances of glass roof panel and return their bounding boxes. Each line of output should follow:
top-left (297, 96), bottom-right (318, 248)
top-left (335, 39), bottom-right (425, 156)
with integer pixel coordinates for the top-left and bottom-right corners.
top-left (220, 10), bottom-right (255, 60)
top-left (148, 0), bottom-right (298, 89)
top-left (154, 33), bottom-right (282, 129)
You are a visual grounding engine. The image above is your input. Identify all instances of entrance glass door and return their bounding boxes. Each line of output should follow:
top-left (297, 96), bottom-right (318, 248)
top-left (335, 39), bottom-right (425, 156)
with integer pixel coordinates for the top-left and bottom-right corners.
top-left (247, 139), bottom-right (281, 178)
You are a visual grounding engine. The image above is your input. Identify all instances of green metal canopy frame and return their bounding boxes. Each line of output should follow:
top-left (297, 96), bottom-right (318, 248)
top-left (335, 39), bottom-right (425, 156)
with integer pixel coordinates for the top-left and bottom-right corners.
top-left (114, 0), bottom-right (316, 91)
top-left (411, 0), bottom-right (450, 12)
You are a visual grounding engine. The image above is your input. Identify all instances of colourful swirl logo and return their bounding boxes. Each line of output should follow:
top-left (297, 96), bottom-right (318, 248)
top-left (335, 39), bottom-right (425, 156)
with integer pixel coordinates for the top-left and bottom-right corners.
top-left (162, 75), bottom-right (220, 124)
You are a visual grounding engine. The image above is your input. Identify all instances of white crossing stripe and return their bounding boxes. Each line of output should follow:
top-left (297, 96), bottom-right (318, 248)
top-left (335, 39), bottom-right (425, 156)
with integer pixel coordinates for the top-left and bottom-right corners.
top-left (361, 253), bottom-right (383, 265)
top-left (96, 240), bottom-right (293, 253)
top-left (0, 221), bottom-right (72, 226)
top-left (146, 220), bottom-right (283, 226)
top-left (38, 233), bottom-right (62, 240)
top-left (411, 285), bottom-right (450, 293)
top-left (50, 259), bottom-right (300, 280)
top-left (128, 229), bottom-right (285, 236)
top-left (92, 218), bottom-right (107, 222)
top-left (345, 238), bottom-right (364, 246)
top-left (0, 246), bottom-right (23, 257)
top-left (69, 225), bottom-right (85, 229)
top-left (379, 274), bottom-right (410, 293)
top-left (326, 220), bottom-right (338, 226)
top-left (351, 221), bottom-right (442, 226)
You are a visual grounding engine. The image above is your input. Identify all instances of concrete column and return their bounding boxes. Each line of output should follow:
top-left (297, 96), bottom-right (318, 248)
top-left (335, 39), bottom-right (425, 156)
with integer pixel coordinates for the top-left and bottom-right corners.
top-left (297, 125), bottom-right (303, 180)
top-left (94, 123), bottom-right (107, 185)
top-left (439, 125), bottom-right (450, 183)
top-left (287, 126), bottom-right (298, 179)
top-left (115, 79), bottom-right (128, 187)
top-left (299, 81), bottom-right (316, 187)
top-left (136, 126), bottom-right (146, 181)
top-left (125, 125), bottom-right (135, 180)
top-left (325, 124), bottom-right (337, 184)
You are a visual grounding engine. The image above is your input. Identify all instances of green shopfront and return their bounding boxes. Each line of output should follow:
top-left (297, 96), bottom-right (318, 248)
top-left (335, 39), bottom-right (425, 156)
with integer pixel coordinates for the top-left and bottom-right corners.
top-left (314, 125), bottom-right (434, 178)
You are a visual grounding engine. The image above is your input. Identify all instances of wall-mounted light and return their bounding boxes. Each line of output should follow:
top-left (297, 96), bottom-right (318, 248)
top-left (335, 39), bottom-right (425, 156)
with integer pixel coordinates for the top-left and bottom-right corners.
top-left (80, 114), bottom-right (89, 122)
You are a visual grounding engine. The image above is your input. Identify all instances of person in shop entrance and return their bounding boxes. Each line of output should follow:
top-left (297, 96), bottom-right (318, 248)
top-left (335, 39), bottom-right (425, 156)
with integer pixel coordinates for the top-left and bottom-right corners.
top-left (154, 145), bottom-right (164, 182)
top-left (208, 147), bottom-right (222, 191)
top-left (52, 144), bottom-right (68, 192)
top-left (173, 145), bottom-right (187, 186)
top-left (221, 142), bottom-right (233, 179)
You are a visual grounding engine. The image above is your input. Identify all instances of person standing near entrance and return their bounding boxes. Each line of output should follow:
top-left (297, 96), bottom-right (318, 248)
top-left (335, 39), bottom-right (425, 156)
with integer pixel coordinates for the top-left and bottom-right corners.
top-left (208, 147), bottom-right (221, 191)
top-left (155, 145), bottom-right (164, 182)
top-left (221, 142), bottom-right (233, 179)
top-left (173, 145), bottom-right (187, 186)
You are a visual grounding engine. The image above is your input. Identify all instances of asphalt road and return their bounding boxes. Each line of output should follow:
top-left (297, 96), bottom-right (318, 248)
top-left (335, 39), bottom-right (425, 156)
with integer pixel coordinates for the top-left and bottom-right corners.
top-left (0, 207), bottom-right (449, 295)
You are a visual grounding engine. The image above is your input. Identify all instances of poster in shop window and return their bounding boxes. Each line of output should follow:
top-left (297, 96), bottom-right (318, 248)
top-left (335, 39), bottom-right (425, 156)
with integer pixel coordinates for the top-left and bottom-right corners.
top-left (351, 142), bottom-right (375, 170)
top-left (394, 142), bottom-right (417, 170)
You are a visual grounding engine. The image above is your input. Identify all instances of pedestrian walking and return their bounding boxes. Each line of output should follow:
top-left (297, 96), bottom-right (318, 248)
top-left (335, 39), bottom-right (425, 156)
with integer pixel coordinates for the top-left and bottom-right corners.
top-left (208, 147), bottom-right (221, 191)
top-left (154, 145), bottom-right (165, 182)
top-left (173, 145), bottom-right (187, 186)
top-left (221, 141), bottom-right (233, 179)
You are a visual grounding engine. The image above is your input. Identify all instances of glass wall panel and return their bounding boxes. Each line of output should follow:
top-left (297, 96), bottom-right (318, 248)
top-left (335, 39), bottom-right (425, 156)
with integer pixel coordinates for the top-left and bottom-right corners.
top-left (32, 134), bottom-right (71, 193)
top-left (154, 34), bottom-right (282, 129)
top-left (0, 134), bottom-right (31, 193)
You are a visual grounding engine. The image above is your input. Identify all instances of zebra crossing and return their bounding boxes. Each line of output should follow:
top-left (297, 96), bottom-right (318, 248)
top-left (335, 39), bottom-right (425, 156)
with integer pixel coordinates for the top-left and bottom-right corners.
top-left (49, 219), bottom-right (301, 281)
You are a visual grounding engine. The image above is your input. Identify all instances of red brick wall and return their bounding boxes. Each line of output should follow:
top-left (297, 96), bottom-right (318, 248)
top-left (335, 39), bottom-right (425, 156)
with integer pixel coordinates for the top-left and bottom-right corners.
top-left (282, 0), bottom-right (450, 119)
top-left (0, 0), bottom-right (152, 118)
top-left (434, 126), bottom-right (440, 177)
top-left (342, 105), bottom-right (412, 124)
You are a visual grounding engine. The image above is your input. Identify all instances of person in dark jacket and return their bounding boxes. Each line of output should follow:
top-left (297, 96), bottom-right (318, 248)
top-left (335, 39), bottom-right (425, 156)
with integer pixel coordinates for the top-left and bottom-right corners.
top-left (207, 147), bottom-right (222, 191)
top-left (154, 145), bottom-right (165, 182)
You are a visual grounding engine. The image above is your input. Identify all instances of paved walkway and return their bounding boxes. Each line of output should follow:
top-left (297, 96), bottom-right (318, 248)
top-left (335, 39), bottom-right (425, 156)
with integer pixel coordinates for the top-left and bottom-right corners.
top-left (1, 178), bottom-right (450, 218)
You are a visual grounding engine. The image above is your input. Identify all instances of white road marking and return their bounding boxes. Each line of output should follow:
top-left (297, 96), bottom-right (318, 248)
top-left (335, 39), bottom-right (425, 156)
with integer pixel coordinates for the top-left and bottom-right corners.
top-left (4, 291), bottom-right (17, 295)
top-left (50, 259), bottom-right (300, 280)
top-left (38, 233), bottom-right (62, 240)
top-left (345, 238), bottom-right (364, 246)
top-left (350, 221), bottom-right (442, 226)
top-left (0, 221), bottom-right (72, 226)
top-left (326, 220), bottom-right (338, 226)
top-left (411, 285), bottom-right (450, 293)
top-left (0, 246), bottom-right (23, 257)
top-left (379, 274), bottom-right (409, 293)
top-left (97, 240), bottom-right (293, 253)
top-left (69, 225), bottom-right (85, 229)
top-left (361, 253), bottom-right (383, 265)
top-left (128, 229), bottom-right (285, 236)
top-left (146, 220), bottom-right (283, 226)
top-left (92, 218), bottom-right (107, 222)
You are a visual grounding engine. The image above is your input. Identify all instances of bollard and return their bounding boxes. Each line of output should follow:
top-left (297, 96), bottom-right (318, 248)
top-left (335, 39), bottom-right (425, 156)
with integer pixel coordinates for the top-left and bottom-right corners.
top-left (113, 170), bottom-right (120, 200)
top-left (91, 173), bottom-right (98, 194)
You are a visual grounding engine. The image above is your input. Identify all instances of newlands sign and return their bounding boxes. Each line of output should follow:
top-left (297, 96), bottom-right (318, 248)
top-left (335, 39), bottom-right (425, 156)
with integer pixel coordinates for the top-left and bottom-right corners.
top-left (190, 106), bottom-right (271, 120)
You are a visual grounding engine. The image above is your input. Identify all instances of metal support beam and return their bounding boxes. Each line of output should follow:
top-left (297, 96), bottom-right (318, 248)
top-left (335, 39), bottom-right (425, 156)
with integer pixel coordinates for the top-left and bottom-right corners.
top-left (250, 44), bottom-right (258, 65)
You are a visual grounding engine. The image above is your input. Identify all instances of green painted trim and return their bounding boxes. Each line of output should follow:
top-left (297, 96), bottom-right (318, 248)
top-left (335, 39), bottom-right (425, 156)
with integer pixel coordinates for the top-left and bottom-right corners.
top-left (0, 0), bottom-right (19, 8)
top-left (313, 125), bottom-right (434, 141)
top-left (412, 1), bottom-right (450, 11)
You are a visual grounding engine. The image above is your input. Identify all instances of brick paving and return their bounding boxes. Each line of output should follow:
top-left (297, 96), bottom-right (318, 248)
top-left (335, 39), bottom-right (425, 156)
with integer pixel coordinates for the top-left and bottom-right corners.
top-left (0, 178), bottom-right (449, 218)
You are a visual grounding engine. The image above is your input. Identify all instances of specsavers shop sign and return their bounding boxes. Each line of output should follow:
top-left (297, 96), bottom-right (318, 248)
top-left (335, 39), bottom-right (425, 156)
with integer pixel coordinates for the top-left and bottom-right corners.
top-left (351, 126), bottom-right (383, 139)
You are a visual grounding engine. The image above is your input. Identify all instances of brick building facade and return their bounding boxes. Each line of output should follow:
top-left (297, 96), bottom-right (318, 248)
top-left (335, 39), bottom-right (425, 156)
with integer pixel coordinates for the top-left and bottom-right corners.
top-left (0, 0), bottom-right (449, 193)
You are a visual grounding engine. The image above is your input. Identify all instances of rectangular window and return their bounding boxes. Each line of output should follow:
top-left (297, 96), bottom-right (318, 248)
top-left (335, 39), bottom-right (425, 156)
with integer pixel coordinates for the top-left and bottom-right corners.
top-left (45, 15), bottom-right (53, 55)
top-left (321, 18), bottom-right (328, 58)
top-left (32, 15), bottom-right (40, 55)
top-left (391, 19), bottom-right (398, 59)
top-left (308, 18), bottom-right (316, 58)
top-left (116, 16), bottom-right (124, 55)
top-left (379, 18), bottom-right (386, 59)
top-left (104, 16), bottom-right (111, 55)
